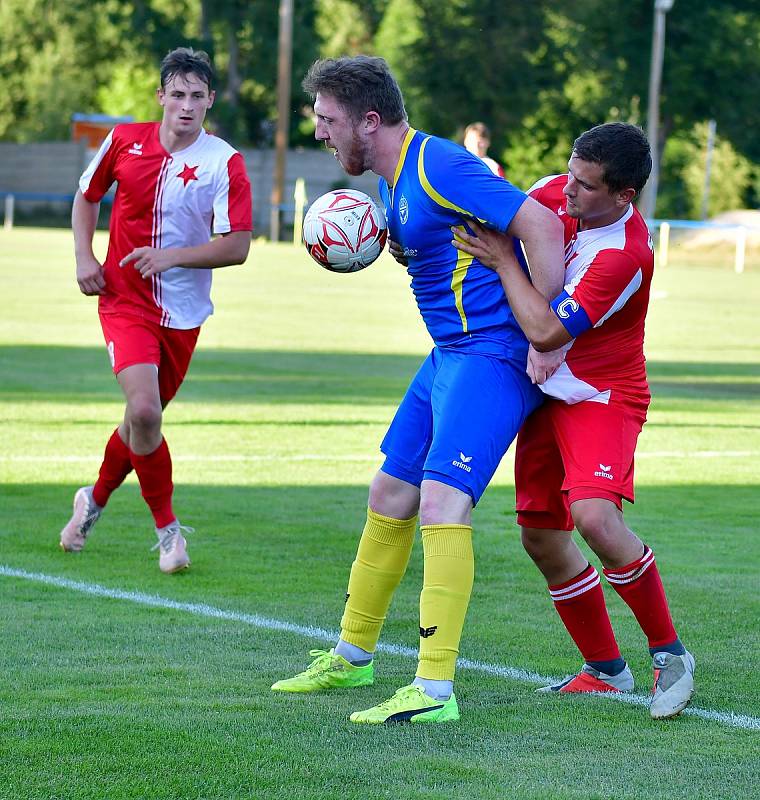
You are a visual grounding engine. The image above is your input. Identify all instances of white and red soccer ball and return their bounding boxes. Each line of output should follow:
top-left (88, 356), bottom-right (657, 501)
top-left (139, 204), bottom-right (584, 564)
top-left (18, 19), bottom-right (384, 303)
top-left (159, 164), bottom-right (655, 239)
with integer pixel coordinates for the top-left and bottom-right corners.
top-left (303, 189), bottom-right (388, 273)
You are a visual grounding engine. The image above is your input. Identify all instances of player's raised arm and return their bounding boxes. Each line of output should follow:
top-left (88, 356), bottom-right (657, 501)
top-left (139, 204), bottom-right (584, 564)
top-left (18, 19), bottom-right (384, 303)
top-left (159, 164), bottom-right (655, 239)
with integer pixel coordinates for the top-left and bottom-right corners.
top-left (71, 190), bottom-right (106, 296)
top-left (504, 195), bottom-right (564, 301)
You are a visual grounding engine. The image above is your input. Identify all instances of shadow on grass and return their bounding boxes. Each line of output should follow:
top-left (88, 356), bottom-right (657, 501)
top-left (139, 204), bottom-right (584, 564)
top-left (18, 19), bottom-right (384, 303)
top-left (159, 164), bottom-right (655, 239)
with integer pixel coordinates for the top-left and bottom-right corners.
top-left (1, 345), bottom-right (758, 405)
top-left (0, 346), bottom-right (422, 405)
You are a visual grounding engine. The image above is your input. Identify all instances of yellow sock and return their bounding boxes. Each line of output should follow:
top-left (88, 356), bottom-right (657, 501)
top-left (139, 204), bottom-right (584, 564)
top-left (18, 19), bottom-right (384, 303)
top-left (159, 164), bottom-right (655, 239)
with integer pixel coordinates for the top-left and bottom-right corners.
top-left (340, 508), bottom-right (417, 653)
top-left (417, 524), bottom-right (474, 681)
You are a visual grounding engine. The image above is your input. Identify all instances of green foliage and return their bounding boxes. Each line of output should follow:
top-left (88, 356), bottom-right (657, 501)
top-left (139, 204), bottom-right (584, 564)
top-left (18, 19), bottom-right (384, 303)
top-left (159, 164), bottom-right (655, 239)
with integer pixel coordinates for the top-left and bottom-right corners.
top-left (316, 0), bottom-right (374, 56)
top-left (658, 123), bottom-right (756, 219)
top-left (96, 62), bottom-right (161, 123)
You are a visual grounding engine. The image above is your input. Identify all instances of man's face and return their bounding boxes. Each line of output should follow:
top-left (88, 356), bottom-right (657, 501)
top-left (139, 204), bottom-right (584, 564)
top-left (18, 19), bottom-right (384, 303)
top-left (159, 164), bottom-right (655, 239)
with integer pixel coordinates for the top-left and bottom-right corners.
top-left (313, 92), bottom-right (371, 176)
top-left (464, 130), bottom-right (489, 158)
top-left (158, 72), bottom-right (215, 138)
top-left (563, 153), bottom-right (630, 229)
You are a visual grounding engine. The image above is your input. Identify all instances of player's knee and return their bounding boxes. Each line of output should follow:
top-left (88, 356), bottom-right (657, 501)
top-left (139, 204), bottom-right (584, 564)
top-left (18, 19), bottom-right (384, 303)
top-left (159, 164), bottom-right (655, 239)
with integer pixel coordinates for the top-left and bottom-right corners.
top-left (572, 501), bottom-right (617, 552)
top-left (521, 527), bottom-right (555, 564)
top-left (368, 471), bottom-right (419, 519)
top-left (127, 398), bottom-right (162, 434)
top-left (418, 481), bottom-right (471, 526)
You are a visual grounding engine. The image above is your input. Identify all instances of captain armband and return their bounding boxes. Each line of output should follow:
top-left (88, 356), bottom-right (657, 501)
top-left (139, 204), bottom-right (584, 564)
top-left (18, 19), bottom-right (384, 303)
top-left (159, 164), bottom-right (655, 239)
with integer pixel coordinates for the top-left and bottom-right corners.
top-left (550, 291), bottom-right (592, 337)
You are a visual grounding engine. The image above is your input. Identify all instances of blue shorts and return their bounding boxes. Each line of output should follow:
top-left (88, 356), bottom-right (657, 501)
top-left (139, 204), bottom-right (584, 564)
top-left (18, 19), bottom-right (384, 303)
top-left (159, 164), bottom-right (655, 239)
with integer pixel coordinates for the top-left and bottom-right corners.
top-left (380, 347), bottom-right (543, 504)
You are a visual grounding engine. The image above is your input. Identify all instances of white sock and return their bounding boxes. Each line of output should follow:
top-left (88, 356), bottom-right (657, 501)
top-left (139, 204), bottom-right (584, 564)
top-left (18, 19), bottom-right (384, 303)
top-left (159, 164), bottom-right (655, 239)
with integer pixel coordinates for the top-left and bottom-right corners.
top-left (334, 639), bottom-right (373, 666)
top-left (413, 676), bottom-right (453, 700)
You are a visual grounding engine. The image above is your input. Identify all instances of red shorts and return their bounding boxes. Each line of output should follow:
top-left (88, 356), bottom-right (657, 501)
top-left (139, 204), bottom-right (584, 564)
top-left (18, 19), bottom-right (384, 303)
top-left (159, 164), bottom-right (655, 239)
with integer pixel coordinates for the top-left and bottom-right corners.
top-left (99, 312), bottom-right (200, 405)
top-left (515, 398), bottom-right (647, 531)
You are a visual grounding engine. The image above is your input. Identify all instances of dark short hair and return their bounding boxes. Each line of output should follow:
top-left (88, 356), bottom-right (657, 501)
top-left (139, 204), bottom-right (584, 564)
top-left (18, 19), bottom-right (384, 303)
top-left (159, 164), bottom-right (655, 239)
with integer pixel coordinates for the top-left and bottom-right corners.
top-left (302, 55), bottom-right (406, 125)
top-left (572, 122), bottom-right (652, 195)
top-left (160, 47), bottom-right (214, 91)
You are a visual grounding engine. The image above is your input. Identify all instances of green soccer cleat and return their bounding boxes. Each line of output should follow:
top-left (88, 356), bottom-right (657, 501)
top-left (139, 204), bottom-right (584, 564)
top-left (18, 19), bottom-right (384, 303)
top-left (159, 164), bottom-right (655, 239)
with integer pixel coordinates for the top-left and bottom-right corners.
top-left (349, 684), bottom-right (460, 724)
top-left (271, 649), bottom-right (374, 693)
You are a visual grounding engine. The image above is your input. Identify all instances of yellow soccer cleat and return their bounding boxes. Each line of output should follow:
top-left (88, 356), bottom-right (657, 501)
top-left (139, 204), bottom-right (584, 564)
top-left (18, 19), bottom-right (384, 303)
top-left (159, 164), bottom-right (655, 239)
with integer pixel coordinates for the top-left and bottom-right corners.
top-left (350, 684), bottom-right (459, 724)
top-left (271, 649), bottom-right (374, 693)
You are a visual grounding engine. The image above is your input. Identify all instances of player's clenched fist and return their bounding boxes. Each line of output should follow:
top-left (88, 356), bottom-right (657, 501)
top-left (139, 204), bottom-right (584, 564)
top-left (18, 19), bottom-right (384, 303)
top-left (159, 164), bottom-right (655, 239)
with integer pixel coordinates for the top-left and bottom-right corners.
top-left (76, 256), bottom-right (106, 296)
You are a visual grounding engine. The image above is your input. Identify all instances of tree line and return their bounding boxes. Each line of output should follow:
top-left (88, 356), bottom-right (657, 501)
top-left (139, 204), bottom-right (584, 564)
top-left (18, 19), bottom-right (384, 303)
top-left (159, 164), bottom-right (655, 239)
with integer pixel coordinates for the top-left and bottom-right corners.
top-left (1, 0), bottom-right (758, 218)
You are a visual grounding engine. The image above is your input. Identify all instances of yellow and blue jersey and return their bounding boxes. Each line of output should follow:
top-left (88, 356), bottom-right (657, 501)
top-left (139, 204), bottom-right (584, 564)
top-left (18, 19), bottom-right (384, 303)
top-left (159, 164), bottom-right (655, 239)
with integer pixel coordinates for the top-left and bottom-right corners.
top-left (378, 128), bottom-right (530, 360)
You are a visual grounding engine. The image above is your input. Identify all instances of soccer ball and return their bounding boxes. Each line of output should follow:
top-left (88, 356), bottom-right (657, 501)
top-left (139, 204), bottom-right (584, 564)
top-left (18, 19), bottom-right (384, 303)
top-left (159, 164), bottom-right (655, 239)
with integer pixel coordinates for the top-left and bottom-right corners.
top-left (302, 189), bottom-right (388, 273)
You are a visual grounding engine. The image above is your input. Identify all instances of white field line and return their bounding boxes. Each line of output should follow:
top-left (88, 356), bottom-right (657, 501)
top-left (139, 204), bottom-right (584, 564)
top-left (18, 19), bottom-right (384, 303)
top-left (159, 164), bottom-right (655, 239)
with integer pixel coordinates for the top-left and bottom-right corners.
top-left (1, 564), bottom-right (758, 732)
top-left (1, 450), bottom-right (758, 464)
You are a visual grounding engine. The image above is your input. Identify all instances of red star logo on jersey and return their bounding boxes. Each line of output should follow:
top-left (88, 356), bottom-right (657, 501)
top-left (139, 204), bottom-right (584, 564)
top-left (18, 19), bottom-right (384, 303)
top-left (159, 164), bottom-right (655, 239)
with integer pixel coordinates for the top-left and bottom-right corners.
top-left (177, 164), bottom-right (199, 186)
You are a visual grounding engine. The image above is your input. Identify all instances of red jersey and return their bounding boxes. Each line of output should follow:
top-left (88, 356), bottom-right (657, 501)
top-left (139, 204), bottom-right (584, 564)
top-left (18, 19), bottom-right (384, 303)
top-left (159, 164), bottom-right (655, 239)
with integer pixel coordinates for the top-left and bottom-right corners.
top-left (80, 122), bottom-right (252, 329)
top-left (529, 174), bottom-right (654, 408)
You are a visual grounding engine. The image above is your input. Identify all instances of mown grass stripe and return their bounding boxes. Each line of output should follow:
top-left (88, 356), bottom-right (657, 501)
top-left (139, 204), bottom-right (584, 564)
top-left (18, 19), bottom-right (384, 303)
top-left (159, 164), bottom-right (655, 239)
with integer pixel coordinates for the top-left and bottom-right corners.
top-left (1, 450), bottom-right (758, 463)
top-left (2, 564), bottom-right (757, 732)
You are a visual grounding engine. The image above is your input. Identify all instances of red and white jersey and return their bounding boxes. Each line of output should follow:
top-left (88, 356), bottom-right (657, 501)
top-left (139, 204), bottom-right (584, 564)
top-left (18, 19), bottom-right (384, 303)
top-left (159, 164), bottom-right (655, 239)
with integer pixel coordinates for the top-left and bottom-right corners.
top-left (529, 174), bottom-right (654, 407)
top-left (80, 122), bottom-right (252, 329)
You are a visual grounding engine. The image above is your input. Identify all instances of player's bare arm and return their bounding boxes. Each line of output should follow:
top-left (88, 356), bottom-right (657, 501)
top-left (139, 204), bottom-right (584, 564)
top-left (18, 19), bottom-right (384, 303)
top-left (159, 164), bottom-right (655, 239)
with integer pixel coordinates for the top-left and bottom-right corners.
top-left (452, 221), bottom-right (571, 353)
top-left (503, 197), bottom-right (564, 300)
top-left (120, 230), bottom-right (252, 278)
top-left (71, 190), bottom-right (106, 296)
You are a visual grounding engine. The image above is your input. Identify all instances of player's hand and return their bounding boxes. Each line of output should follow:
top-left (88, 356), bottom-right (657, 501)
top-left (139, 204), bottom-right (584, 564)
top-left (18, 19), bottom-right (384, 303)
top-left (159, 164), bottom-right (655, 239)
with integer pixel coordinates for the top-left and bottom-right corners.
top-left (526, 344), bottom-right (564, 385)
top-left (76, 256), bottom-right (106, 296)
top-left (120, 247), bottom-right (178, 278)
top-left (451, 221), bottom-right (518, 274)
top-left (388, 238), bottom-right (408, 267)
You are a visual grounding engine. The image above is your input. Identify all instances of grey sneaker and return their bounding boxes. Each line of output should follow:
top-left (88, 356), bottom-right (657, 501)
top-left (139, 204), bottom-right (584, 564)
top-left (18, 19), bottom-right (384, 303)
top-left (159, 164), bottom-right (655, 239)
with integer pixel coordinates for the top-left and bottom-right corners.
top-left (538, 663), bottom-right (634, 694)
top-left (152, 521), bottom-right (193, 574)
top-left (650, 651), bottom-right (695, 719)
top-left (60, 486), bottom-right (102, 552)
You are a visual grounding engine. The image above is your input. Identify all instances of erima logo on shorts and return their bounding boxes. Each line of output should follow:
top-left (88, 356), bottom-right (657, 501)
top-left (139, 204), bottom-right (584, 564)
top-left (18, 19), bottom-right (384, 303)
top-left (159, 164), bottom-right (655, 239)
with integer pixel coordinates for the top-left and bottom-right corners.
top-left (452, 452), bottom-right (472, 472)
top-left (594, 463), bottom-right (614, 480)
top-left (107, 341), bottom-right (115, 368)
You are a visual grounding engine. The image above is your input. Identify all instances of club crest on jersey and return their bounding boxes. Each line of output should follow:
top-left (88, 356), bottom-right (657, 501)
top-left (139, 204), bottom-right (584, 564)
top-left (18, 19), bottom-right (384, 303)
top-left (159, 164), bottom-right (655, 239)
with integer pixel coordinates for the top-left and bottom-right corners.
top-left (399, 194), bottom-right (409, 224)
top-left (128, 143), bottom-right (143, 156)
top-left (177, 163), bottom-right (199, 186)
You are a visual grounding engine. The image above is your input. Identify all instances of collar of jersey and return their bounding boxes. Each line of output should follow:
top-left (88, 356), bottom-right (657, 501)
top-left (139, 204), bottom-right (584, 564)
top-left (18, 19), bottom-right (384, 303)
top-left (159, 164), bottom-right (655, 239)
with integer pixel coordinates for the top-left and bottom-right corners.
top-left (391, 128), bottom-right (416, 189)
top-left (577, 203), bottom-right (633, 237)
top-left (159, 126), bottom-right (208, 159)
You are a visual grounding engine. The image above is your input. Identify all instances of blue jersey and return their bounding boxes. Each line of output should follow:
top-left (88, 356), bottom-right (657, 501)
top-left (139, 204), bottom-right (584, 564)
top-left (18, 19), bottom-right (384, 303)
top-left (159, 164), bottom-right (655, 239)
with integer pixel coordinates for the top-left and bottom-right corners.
top-left (378, 128), bottom-right (530, 360)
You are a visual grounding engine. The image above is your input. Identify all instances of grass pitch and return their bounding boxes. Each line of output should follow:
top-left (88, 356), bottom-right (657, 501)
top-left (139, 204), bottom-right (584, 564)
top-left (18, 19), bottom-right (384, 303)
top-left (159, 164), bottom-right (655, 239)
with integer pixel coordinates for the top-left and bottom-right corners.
top-left (1, 230), bottom-right (759, 800)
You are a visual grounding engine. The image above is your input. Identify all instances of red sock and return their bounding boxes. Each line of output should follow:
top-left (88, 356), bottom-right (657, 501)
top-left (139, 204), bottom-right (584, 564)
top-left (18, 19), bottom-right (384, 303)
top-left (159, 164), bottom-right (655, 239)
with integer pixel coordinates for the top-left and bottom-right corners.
top-left (130, 438), bottom-right (175, 529)
top-left (603, 546), bottom-right (678, 650)
top-left (92, 428), bottom-right (133, 508)
top-left (549, 564), bottom-right (622, 662)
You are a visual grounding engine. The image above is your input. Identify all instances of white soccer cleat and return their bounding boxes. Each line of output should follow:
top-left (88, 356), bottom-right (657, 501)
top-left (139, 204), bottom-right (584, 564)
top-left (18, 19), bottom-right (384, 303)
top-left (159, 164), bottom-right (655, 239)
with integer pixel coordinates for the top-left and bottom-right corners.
top-left (60, 486), bottom-right (102, 552)
top-left (152, 521), bottom-right (192, 574)
top-left (650, 650), bottom-right (695, 719)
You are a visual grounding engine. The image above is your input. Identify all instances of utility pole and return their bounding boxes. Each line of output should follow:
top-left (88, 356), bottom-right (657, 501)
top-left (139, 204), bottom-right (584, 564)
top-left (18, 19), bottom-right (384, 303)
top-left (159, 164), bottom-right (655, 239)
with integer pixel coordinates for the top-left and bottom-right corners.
top-left (701, 119), bottom-right (717, 221)
top-left (639, 0), bottom-right (675, 220)
top-left (270, 0), bottom-right (293, 241)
